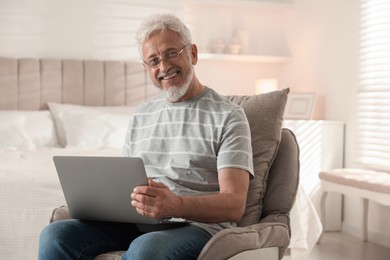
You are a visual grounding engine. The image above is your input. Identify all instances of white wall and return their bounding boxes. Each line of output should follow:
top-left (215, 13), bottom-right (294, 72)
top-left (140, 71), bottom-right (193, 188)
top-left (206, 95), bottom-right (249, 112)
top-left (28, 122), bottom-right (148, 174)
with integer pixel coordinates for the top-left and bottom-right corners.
top-left (0, 0), bottom-right (183, 60)
top-left (1, 0), bottom-right (389, 248)
top-left (195, 61), bottom-right (286, 96)
top-left (188, 1), bottom-right (292, 96)
top-left (281, 0), bottom-right (360, 121)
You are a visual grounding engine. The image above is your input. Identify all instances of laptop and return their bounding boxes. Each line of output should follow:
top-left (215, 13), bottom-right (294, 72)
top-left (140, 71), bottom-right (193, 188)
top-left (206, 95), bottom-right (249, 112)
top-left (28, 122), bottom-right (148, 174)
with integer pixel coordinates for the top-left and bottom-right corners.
top-left (53, 156), bottom-right (188, 225)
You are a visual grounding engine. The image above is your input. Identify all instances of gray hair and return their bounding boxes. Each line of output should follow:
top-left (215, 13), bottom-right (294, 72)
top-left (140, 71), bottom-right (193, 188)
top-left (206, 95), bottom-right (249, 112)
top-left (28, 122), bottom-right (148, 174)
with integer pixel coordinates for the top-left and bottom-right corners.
top-left (135, 14), bottom-right (192, 54)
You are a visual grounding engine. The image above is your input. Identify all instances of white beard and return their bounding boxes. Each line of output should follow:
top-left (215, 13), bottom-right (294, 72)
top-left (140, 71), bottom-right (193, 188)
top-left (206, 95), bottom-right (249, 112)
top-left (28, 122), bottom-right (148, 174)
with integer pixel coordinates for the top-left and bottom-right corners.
top-left (163, 67), bottom-right (194, 102)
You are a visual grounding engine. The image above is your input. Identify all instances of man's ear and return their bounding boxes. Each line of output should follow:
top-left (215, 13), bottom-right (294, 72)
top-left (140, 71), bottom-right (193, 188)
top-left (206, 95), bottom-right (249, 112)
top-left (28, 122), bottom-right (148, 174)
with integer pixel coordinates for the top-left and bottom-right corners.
top-left (191, 44), bottom-right (198, 65)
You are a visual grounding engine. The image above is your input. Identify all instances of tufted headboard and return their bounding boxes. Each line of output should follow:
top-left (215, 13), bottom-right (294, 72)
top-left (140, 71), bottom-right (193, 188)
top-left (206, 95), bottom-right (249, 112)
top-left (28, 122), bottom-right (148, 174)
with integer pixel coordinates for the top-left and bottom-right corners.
top-left (0, 57), bottom-right (157, 110)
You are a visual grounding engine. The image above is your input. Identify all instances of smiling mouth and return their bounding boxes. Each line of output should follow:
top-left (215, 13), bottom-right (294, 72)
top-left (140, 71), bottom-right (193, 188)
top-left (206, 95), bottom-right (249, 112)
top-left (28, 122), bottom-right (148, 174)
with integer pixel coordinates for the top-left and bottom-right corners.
top-left (158, 70), bottom-right (179, 81)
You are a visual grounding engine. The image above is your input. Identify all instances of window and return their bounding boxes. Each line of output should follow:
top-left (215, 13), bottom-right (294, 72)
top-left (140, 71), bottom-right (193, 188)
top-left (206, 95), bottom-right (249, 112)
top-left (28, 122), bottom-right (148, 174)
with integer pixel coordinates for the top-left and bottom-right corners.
top-left (357, 0), bottom-right (390, 170)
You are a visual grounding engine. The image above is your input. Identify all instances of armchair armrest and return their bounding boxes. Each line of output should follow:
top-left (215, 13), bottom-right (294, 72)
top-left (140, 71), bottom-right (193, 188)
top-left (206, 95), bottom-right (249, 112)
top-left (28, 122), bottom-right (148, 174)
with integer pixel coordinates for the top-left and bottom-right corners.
top-left (197, 220), bottom-right (290, 260)
top-left (50, 205), bottom-right (71, 223)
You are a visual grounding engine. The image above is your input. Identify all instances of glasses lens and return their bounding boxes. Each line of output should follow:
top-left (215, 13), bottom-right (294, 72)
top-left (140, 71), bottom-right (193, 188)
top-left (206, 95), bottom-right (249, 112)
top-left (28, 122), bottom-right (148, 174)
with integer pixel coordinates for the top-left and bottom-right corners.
top-left (164, 50), bottom-right (179, 60)
top-left (147, 57), bottom-right (159, 67)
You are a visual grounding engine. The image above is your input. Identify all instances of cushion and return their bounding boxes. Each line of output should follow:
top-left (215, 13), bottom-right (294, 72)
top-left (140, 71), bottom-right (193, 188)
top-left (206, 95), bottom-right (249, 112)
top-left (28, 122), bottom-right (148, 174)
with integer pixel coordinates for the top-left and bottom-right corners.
top-left (261, 129), bottom-right (300, 219)
top-left (0, 110), bottom-right (58, 150)
top-left (61, 109), bottom-right (132, 149)
top-left (225, 88), bottom-right (289, 226)
top-left (47, 102), bottom-right (135, 147)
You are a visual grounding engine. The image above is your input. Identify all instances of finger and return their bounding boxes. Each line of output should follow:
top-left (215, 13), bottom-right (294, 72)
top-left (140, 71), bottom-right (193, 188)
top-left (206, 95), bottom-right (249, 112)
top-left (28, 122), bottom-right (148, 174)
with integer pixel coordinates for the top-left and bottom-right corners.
top-left (134, 185), bottom-right (163, 197)
top-left (132, 200), bottom-right (158, 218)
top-left (148, 179), bottom-right (168, 188)
top-left (131, 198), bottom-right (148, 212)
top-left (132, 192), bottom-right (158, 208)
top-left (133, 186), bottom-right (150, 196)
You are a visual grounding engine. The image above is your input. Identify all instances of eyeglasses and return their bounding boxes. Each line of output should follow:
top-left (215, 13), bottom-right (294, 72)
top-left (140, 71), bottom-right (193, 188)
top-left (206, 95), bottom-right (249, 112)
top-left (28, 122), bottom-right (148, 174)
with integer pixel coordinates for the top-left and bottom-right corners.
top-left (143, 43), bottom-right (192, 68)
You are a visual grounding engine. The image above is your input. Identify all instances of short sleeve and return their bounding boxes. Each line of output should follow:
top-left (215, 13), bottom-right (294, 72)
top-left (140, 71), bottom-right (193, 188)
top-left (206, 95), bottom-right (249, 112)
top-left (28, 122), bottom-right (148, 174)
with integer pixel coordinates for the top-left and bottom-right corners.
top-left (217, 107), bottom-right (254, 177)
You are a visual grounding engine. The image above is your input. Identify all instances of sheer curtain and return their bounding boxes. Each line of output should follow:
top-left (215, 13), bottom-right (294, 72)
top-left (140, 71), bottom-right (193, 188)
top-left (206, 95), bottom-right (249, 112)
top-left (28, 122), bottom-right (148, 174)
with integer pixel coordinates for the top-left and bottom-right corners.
top-left (357, 0), bottom-right (390, 171)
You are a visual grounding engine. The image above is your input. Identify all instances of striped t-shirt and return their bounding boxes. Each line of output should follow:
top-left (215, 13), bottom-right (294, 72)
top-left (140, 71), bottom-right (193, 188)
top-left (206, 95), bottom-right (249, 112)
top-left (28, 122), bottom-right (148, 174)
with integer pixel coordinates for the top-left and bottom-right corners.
top-left (123, 87), bottom-right (254, 234)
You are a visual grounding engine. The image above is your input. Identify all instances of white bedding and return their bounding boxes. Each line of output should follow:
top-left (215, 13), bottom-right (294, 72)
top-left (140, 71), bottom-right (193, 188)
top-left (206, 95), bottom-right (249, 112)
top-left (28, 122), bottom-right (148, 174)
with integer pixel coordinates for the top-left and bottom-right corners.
top-left (0, 104), bottom-right (135, 259)
top-left (0, 147), bottom-right (121, 259)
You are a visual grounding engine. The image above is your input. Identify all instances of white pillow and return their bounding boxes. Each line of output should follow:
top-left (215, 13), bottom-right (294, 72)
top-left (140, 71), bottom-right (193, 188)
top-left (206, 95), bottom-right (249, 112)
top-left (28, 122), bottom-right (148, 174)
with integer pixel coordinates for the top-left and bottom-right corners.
top-left (47, 102), bottom-right (134, 148)
top-left (0, 110), bottom-right (58, 150)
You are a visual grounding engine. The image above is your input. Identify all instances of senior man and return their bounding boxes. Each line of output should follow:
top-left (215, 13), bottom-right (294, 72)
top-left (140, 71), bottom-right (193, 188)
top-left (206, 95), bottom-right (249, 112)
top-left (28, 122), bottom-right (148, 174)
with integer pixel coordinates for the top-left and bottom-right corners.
top-left (39, 13), bottom-right (253, 260)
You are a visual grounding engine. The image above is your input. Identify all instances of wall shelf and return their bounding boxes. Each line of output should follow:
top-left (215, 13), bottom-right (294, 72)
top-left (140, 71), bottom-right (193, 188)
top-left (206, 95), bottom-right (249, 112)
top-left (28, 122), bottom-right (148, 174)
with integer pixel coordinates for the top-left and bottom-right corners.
top-left (198, 53), bottom-right (291, 63)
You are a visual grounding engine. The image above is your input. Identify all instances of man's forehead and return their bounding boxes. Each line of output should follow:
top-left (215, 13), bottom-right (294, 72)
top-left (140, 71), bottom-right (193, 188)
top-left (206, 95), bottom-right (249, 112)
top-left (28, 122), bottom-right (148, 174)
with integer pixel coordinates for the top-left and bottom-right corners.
top-left (142, 31), bottom-right (183, 56)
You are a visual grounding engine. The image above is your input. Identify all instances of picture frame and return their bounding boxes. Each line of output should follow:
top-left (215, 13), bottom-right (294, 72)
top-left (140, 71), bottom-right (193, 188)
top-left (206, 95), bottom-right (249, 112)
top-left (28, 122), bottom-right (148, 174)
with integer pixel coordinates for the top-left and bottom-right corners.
top-left (284, 92), bottom-right (316, 119)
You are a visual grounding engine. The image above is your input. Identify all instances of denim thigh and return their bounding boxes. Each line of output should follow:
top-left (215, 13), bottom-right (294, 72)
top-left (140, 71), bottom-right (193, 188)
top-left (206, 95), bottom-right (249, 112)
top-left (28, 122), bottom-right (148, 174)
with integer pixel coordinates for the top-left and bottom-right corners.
top-left (122, 224), bottom-right (212, 260)
top-left (38, 219), bottom-right (141, 260)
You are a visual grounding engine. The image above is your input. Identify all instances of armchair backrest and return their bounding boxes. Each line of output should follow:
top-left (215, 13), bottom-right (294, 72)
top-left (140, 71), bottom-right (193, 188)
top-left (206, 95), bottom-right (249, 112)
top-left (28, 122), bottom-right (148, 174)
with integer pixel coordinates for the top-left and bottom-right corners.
top-left (260, 128), bottom-right (300, 236)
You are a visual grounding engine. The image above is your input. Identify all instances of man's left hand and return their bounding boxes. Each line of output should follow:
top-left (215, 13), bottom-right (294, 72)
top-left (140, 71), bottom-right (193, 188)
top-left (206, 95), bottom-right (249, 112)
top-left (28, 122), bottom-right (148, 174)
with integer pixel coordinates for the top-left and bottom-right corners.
top-left (131, 179), bottom-right (182, 219)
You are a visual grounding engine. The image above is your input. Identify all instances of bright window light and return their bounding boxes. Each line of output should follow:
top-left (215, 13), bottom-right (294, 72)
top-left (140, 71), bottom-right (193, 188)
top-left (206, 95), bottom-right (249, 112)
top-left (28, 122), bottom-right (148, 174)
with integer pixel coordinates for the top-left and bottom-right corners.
top-left (358, 0), bottom-right (390, 171)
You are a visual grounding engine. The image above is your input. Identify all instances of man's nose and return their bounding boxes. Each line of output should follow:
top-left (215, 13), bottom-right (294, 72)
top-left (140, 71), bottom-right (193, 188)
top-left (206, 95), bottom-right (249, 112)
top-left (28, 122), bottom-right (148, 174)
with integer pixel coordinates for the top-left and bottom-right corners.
top-left (159, 58), bottom-right (171, 71)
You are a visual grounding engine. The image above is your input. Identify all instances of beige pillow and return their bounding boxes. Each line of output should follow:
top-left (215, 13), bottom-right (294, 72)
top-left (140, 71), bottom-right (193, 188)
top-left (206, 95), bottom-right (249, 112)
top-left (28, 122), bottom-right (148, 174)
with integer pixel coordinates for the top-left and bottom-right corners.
top-left (225, 88), bottom-right (289, 226)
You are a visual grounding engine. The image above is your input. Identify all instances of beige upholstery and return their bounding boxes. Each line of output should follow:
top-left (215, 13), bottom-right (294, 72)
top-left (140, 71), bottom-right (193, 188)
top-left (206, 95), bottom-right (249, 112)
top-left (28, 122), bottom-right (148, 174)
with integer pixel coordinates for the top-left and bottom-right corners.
top-left (225, 90), bottom-right (289, 227)
top-left (0, 57), bottom-right (154, 110)
top-left (198, 128), bottom-right (299, 259)
top-left (319, 168), bottom-right (390, 194)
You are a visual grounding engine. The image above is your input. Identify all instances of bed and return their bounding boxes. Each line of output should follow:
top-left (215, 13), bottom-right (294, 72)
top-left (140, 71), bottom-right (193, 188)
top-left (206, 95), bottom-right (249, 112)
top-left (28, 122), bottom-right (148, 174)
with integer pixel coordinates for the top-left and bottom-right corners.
top-left (0, 57), bottom-right (321, 260)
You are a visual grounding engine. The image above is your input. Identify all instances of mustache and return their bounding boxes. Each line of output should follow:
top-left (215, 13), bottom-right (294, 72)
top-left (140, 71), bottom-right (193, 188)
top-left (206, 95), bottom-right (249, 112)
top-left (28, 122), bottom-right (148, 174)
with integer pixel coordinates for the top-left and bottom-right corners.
top-left (157, 67), bottom-right (179, 80)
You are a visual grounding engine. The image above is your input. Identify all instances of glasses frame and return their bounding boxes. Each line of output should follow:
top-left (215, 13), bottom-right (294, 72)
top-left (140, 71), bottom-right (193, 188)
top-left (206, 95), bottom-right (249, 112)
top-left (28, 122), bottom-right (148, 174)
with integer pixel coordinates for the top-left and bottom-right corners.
top-left (143, 43), bottom-right (192, 68)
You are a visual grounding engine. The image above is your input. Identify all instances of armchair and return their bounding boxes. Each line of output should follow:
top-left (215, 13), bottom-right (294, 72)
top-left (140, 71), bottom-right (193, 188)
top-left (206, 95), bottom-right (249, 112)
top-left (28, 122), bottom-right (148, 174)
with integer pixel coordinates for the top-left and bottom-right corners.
top-left (50, 89), bottom-right (299, 260)
top-left (198, 128), bottom-right (299, 259)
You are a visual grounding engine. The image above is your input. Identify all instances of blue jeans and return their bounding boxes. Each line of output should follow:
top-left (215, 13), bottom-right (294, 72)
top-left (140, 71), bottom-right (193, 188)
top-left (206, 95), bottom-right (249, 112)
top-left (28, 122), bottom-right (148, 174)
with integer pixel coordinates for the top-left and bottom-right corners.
top-left (38, 220), bottom-right (212, 260)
